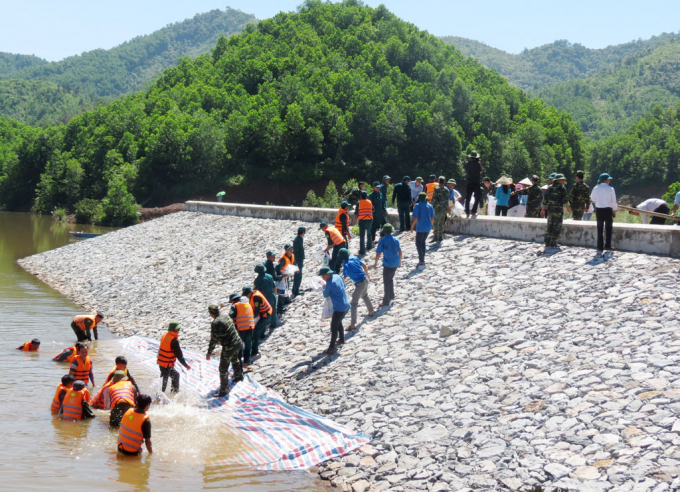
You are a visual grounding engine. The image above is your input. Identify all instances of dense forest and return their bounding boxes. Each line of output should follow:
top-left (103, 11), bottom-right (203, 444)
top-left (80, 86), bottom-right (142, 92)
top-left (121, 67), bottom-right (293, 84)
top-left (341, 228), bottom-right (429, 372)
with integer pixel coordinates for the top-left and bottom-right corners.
top-left (0, 8), bottom-right (256, 125)
top-left (0, 0), bottom-right (585, 224)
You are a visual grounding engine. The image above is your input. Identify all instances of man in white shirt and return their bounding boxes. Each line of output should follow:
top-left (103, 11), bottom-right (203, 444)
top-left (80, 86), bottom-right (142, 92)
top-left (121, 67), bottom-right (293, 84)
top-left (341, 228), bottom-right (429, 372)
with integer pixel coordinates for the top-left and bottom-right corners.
top-left (590, 173), bottom-right (617, 252)
top-left (672, 191), bottom-right (680, 218)
top-left (631, 198), bottom-right (670, 225)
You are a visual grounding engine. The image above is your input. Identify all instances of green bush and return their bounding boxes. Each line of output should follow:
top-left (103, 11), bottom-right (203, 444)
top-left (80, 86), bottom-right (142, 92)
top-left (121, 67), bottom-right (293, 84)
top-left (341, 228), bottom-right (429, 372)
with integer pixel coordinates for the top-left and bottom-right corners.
top-left (302, 181), bottom-right (341, 208)
top-left (51, 207), bottom-right (67, 222)
top-left (74, 198), bottom-right (103, 224)
top-left (663, 182), bottom-right (680, 206)
top-left (100, 173), bottom-right (140, 227)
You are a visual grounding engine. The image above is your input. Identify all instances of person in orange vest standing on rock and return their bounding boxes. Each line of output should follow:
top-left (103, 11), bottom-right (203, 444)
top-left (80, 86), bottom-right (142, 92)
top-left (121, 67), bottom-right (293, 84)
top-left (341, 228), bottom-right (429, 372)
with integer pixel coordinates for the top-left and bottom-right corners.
top-left (69, 343), bottom-right (95, 387)
top-left (117, 394), bottom-right (153, 456)
top-left (320, 222), bottom-right (347, 274)
top-left (353, 190), bottom-right (374, 255)
top-left (51, 375), bottom-right (75, 414)
top-left (229, 293), bottom-right (255, 370)
top-left (157, 321), bottom-right (191, 394)
top-left (71, 312), bottom-right (104, 342)
top-left (17, 339), bottom-right (40, 351)
top-left (242, 286), bottom-right (272, 356)
top-left (335, 201), bottom-right (352, 243)
top-left (425, 174), bottom-right (438, 203)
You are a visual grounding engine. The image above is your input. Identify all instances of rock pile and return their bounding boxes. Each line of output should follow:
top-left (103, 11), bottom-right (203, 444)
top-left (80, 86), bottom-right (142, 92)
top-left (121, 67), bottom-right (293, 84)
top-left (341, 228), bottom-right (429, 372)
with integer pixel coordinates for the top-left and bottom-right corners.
top-left (19, 211), bottom-right (680, 491)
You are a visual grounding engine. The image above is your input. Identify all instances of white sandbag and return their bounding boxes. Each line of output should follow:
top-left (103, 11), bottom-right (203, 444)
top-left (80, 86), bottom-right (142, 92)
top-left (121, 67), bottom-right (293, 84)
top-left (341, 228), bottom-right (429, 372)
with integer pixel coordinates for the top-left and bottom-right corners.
top-left (322, 296), bottom-right (333, 320)
top-left (284, 264), bottom-right (299, 276)
top-left (311, 245), bottom-right (325, 261)
top-left (276, 277), bottom-right (289, 298)
top-left (307, 276), bottom-right (326, 291)
top-left (449, 200), bottom-right (465, 217)
top-left (323, 251), bottom-right (330, 266)
top-left (508, 204), bottom-right (526, 218)
top-left (486, 195), bottom-right (496, 216)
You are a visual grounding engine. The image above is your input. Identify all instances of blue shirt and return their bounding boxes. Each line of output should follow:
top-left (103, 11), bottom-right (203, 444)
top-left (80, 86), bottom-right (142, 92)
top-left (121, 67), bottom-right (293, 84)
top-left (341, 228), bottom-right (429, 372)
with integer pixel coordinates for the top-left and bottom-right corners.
top-left (323, 274), bottom-right (350, 312)
top-left (409, 182), bottom-right (423, 201)
top-left (412, 201), bottom-right (434, 232)
top-left (495, 186), bottom-right (511, 207)
top-left (376, 235), bottom-right (401, 268)
top-left (342, 257), bottom-right (366, 283)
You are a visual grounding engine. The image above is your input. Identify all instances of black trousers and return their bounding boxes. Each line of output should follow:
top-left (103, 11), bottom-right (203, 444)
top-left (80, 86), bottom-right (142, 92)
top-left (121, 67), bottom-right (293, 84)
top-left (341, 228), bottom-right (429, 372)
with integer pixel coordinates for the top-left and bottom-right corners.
top-left (396, 201), bottom-right (411, 231)
top-left (495, 205), bottom-right (508, 217)
top-left (415, 231), bottom-right (428, 263)
top-left (330, 242), bottom-right (347, 274)
top-left (329, 310), bottom-right (347, 349)
top-left (595, 207), bottom-right (614, 250)
top-left (159, 365), bottom-right (180, 393)
top-left (110, 401), bottom-right (133, 428)
top-left (465, 183), bottom-right (481, 215)
top-left (650, 204), bottom-right (671, 225)
top-left (382, 267), bottom-right (397, 305)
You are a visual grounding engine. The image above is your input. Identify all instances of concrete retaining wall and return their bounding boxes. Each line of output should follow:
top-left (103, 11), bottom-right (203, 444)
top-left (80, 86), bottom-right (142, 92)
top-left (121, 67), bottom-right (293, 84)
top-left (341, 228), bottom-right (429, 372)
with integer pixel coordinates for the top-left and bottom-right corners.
top-left (185, 201), bottom-right (680, 257)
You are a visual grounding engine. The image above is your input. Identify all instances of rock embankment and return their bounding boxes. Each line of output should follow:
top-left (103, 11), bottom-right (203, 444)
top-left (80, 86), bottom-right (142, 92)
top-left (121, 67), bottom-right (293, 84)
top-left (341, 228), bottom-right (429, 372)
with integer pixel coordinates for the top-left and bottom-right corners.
top-left (19, 211), bottom-right (680, 491)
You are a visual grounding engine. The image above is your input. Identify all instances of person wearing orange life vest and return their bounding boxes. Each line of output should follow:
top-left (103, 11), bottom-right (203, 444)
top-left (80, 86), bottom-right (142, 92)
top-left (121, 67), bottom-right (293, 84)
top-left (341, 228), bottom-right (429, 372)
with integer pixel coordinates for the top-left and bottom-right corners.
top-left (71, 311), bottom-right (104, 342)
top-left (53, 344), bottom-right (78, 362)
top-left (425, 174), bottom-right (438, 203)
top-left (228, 293), bottom-right (255, 369)
top-left (320, 222), bottom-right (347, 274)
top-left (108, 370), bottom-right (138, 428)
top-left (275, 244), bottom-right (295, 315)
top-left (17, 338), bottom-right (40, 351)
top-left (89, 378), bottom-right (115, 410)
top-left (69, 344), bottom-right (95, 387)
top-left (242, 286), bottom-right (272, 357)
top-left (117, 394), bottom-right (153, 456)
top-left (104, 356), bottom-right (140, 392)
top-left (335, 201), bottom-right (352, 243)
top-left (157, 321), bottom-right (191, 394)
top-left (59, 380), bottom-right (94, 420)
top-left (353, 190), bottom-right (374, 255)
top-left (51, 374), bottom-right (75, 414)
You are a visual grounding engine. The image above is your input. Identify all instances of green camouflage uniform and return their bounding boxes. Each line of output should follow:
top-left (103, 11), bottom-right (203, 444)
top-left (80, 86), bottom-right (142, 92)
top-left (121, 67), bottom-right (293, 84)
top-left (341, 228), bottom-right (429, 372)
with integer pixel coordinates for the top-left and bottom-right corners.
top-left (515, 184), bottom-right (543, 218)
top-left (347, 187), bottom-right (363, 206)
top-left (208, 314), bottom-right (244, 396)
top-left (432, 185), bottom-right (450, 240)
top-left (542, 182), bottom-right (569, 247)
top-left (569, 181), bottom-right (591, 221)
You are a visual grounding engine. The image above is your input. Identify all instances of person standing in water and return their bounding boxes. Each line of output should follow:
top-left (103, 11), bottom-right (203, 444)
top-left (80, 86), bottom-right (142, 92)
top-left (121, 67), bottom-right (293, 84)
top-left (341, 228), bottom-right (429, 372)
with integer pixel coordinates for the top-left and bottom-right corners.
top-left (157, 321), bottom-right (191, 394)
top-left (117, 394), bottom-right (153, 456)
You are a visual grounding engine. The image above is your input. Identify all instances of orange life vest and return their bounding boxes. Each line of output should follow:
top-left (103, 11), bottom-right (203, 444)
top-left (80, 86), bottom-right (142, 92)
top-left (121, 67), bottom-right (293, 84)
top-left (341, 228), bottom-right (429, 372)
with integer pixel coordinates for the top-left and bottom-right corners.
top-left (90, 380), bottom-right (114, 409)
top-left (157, 331), bottom-right (178, 368)
top-left (426, 182), bottom-right (437, 202)
top-left (335, 208), bottom-right (349, 231)
top-left (21, 342), bottom-right (39, 351)
top-left (53, 346), bottom-right (77, 362)
top-left (357, 199), bottom-right (373, 220)
top-left (325, 226), bottom-right (345, 246)
top-left (233, 302), bottom-right (255, 331)
top-left (110, 380), bottom-right (135, 407)
top-left (118, 409), bottom-right (149, 454)
top-left (51, 384), bottom-right (69, 413)
top-left (249, 290), bottom-right (273, 317)
top-left (61, 388), bottom-right (90, 420)
top-left (279, 253), bottom-right (295, 275)
top-left (73, 314), bottom-right (98, 332)
top-left (72, 355), bottom-right (92, 383)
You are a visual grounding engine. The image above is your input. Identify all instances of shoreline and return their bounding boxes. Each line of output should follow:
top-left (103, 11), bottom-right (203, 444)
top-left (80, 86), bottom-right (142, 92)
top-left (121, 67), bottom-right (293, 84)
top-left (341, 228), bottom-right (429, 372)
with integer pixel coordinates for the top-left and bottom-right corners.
top-left (19, 211), bottom-right (680, 491)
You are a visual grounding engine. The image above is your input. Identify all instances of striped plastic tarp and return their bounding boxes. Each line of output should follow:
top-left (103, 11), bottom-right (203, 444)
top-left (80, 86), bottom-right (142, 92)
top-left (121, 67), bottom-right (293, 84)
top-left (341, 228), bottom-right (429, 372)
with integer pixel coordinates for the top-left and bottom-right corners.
top-left (120, 335), bottom-right (369, 470)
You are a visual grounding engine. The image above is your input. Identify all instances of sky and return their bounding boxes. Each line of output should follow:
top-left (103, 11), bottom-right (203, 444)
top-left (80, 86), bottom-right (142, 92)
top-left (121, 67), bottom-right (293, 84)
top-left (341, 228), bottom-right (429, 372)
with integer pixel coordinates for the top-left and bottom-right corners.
top-left (1, 0), bottom-right (678, 61)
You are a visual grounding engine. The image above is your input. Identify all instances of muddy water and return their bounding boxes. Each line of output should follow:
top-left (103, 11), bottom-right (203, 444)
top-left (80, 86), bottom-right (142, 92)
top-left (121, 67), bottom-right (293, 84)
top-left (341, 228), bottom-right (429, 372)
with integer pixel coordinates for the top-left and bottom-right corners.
top-left (0, 212), bottom-right (326, 491)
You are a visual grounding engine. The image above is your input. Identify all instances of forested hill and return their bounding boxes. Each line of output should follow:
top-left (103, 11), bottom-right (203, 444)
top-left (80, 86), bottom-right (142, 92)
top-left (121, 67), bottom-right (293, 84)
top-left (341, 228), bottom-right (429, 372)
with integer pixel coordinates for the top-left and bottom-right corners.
top-left (0, 0), bottom-right (584, 223)
top-left (0, 8), bottom-right (256, 125)
top-left (442, 33), bottom-right (680, 92)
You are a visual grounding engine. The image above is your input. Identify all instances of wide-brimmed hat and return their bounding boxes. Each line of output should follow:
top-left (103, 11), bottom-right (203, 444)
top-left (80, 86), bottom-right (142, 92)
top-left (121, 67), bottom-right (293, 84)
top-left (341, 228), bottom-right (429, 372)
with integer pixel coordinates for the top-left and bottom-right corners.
top-left (553, 173), bottom-right (566, 181)
top-left (496, 177), bottom-right (513, 186)
top-left (318, 266), bottom-right (334, 276)
top-left (415, 177), bottom-right (423, 182)
top-left (549, 173), bottom-right (557, 179)
top-left (337, 248), bottom-right (350, 261)
top-left (518, 178), bottom-right (533, 186)
top-left (598, 173), bottom-right (613, 183)
top-left (382, 223), bottom-right (394, 234)
top-left (447, 179), bottom-right (457, 185)
top-left (467, 151), bottom-right (480, 159)
top-left (167, 320), bottom-right (182, 332)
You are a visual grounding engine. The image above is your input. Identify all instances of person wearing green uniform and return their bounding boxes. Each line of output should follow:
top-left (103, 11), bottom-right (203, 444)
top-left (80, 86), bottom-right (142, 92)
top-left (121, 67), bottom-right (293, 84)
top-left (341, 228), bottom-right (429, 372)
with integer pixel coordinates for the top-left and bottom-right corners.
top-left (515, 175), bottom-right (543, 218)
top-left (206, 304), bottom-right (243, 398)
top-left (380, 175), bottom-right (391, 211)
top-left (431, 176), bottom-right (450, 241)
top-left (569, 170), bottom-right (591, 221)
top-left (254, 263), bottom-right (278, 329)
top-left (541, 173), bottom-right (571, 248)
top-left (292, 227), bottom-right (305, 297)
top-left (347, 181), bottom-right (366, 211)
top-left (369, 181), bottom-right (386, 245)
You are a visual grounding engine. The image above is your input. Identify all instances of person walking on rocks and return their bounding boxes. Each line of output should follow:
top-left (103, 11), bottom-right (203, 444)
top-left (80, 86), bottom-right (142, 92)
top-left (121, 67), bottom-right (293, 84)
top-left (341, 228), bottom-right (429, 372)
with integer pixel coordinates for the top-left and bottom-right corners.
top-left (391, 176), bottom-right (412, 232)
top-left (319, 266), bottom-right (350, 356)
top-left (464, 151), bottom-right (483, 217)
top-left (354, 190), bottom-right (374, 255)
top-left (380, 175), bottom-right (391, 212)
top-left (590, 173), bottom-right (618, 252)
top-left (228, 293), bottom-right (255, 369)
top-left (410, 192), bottom-right (434, 265)
top-left (541, 173), bottom-right (571, 248)
top-left (369, 181), bottom-right (386, 245)
top-left (275, 244), bottom-right (295, 311)
top-left (207, 304), bottom-right (243, 397)
top-left (425, 174), bottom-right (438, 203)
top-left (409, 177), bottom-right (424, 210)
top-left (242, 286), bottom-right (272, 356)
top-left (374, 223), bottom-right (402, 307)
top-left (335, 201), bottom-right (352, 243)
top-left (265, 251), bottom-right (285, 317)
top-left (569, 171), bottom-right (591, 220)
top-left (339, 248), bottom-right (374, 330)
top-left (157, 321), bottom-right (191, 394)
top-left (431, 176), bottom-right (450, 241)
top-left (71, 312), bottom-right (104, 342)
top-left (515, 175), bottom-right (542, 218)
top-left (254, 263), bottom-right (278, 329)
top-left (292, 227), bottom-right (306, 297)
top-left (321, 222), bottom-right (347, 274)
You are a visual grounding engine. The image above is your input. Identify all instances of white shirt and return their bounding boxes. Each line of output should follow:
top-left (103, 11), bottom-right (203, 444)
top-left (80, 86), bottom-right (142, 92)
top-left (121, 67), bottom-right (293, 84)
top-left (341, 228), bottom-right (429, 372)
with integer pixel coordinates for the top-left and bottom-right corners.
top-left (637, 198), bottom-right (667, 224)
top-left (590, 183), bottom-right (618, 211)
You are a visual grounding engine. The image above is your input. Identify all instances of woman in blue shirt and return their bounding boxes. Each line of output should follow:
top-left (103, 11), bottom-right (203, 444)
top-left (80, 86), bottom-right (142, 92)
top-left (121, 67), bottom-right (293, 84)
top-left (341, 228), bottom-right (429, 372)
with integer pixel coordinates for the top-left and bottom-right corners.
top-left (319, 266), bottom-right (350, 355)
top-left (410, 192), bottom-right (434, 265)
top-left (494, 177), bottom-right (513, 216)
top-left (374, 224), bottom-right (402, 307)
top-left (339, 249), bottom-right (375, 330)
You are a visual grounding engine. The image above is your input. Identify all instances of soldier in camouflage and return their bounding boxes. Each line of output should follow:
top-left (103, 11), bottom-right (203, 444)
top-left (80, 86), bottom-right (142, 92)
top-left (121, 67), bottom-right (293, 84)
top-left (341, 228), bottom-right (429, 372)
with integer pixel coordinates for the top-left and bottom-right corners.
top-left (206, 304), bottom-right (244, 398)
top-left (431, 176), bottom-right (450, 241)
top-left (541, 174), bottom-right (571, 248)
top-left (569, 170), bottom-right (591, 220)
top-left (346, 181), bottom-right (366, 211)
top-left (515, 175), bottom-right (543, 218)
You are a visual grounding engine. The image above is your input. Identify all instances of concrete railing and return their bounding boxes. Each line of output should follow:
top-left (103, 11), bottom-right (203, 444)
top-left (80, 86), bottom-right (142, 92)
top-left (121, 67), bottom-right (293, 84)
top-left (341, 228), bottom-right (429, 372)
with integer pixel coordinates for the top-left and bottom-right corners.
top-left (185, 201), bottom-right (680, 257)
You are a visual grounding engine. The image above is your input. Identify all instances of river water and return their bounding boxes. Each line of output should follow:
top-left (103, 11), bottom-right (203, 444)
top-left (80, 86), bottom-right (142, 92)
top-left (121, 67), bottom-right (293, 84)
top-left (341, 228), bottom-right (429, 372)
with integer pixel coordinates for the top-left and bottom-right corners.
top-left (0, 212), bottom-right (326, 491)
